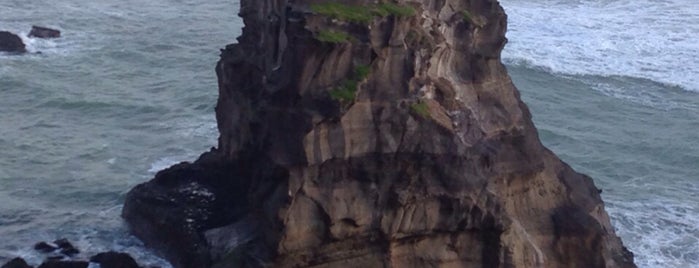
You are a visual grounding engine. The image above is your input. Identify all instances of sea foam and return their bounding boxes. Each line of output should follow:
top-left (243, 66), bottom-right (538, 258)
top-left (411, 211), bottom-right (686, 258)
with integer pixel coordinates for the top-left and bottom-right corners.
top-left (501, 0), bottom-right (699, 92)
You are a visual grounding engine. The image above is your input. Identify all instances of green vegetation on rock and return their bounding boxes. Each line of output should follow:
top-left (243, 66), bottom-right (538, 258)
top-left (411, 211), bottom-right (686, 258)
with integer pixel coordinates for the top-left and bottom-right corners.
top-left (376, 3), bottom-right (416, 17)
top-left (354, 64), bottom-right (371, 80)
top-left (311, 2), bottom-right (416, 24)
top-left (311, 2), bottom-right (375, 24)
top-left (330, 80), bottom-right (358, 102)
top-left (329, 65), bottom-right (372, 103)
top-left (462, 10), bottom-right (473, 21)
top-left (410, 102), bottom-right (430, 117)
top-left (316, 30), bottom-right (351, 43)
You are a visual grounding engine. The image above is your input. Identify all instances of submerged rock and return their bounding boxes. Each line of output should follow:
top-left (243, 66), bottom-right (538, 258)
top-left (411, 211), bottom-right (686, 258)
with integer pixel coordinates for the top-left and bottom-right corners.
top-left (28, 26), bottom-right (60, 39)
top-left (123, 0), bottom-right (636, 267)
top-left (0, 31), bottom-right (26, 53)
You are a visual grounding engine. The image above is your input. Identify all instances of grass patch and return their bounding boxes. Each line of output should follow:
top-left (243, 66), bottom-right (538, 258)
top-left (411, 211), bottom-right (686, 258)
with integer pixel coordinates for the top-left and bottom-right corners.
top-left (316, 30), bottom-right (351, 43)
top-left (376, 3), bottom-right (416, 17)
top-left (354, 65), bottom-right (371, 80)
top-left (462, 10), bottom-right (473, 21)
top-left (410, 102), bottom-right (430, 117)
top-left (328, 65), bottom-right (372, 103)
top-left (311, 2), bottom-right (416, 24)
top-left (311, 2), bottom-right (375, 24)
top-left (329, 80), bottom-right (358, 102)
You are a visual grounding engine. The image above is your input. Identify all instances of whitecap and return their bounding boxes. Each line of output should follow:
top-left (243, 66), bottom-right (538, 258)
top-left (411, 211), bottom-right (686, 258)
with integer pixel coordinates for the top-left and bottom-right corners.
top-left (501, 0), bottom-right (699, 92)
top-left (607, 197), bottom-right (699, 267)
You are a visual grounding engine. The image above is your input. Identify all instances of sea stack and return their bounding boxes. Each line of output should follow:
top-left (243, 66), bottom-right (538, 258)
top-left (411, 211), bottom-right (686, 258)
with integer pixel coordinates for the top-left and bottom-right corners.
top-left (0, 31), bottom-right (27, 53)
top-left (122, 0), bottom-right (637, 267)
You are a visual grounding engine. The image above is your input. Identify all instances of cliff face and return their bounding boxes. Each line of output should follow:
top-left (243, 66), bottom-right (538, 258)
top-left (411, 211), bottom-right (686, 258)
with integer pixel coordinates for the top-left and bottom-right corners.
top-left (123, 0), bottom-right (636, 267)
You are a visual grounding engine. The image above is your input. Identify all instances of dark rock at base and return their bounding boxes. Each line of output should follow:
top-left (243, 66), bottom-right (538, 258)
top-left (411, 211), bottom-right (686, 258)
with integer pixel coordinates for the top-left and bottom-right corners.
top-left (121, 150), bottom-right (273, 268)
top-left (90, 252), bottom-right (140, 268)
top-left (28, 26), bottom-right (60, 39)
top-left (52, 239), bottom-right (72, 249)
top-left (37, 261), bottom-right (87, 268)
top-left (52, 239), bottom-right (78, 256)
top-left (0, 31), bottom-right (26, 53)
top-left (1, 258), bottom-right (32, 268)
top-left (34, 242), bottom-right (57, 253)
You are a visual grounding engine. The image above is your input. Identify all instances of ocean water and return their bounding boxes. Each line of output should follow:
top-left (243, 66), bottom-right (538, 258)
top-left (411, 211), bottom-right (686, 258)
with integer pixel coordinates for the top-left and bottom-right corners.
top-left (0, 0), bottom-right (696, 267)
top-left (0, 0), bottom-right (239, 266)
top-left (502, 0), bottom-right (699, 267)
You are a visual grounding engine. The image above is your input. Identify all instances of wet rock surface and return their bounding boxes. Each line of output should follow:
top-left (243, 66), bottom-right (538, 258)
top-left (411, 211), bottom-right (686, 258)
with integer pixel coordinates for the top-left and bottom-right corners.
top-left (28, 26), bottom-right (61, 39)
top-left (90, 252), bottom-right (140, 268)
top-left (0, 31), bottom-right (26, 53)
top-left (1, 258), bottom-right (32, 268)
top-left (33, 242), bottom-right (57, 253)
top-left (123, 0), bottom-right (637, 267)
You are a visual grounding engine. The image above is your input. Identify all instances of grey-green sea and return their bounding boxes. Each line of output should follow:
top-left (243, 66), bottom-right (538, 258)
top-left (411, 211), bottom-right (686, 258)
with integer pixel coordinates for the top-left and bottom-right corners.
top-left (0, 0), bottom-right (697, 267)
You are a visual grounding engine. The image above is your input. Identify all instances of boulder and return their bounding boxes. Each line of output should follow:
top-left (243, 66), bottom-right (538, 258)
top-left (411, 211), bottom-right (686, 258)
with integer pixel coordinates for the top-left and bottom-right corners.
top-left (1, 258), bottom-right (32, 268)
top-left (28, 26), bottom-right (60, 39)
top-left (0, 31), bottom-right (26, 53)
top-left (90, 252), bottom-right (140, 268)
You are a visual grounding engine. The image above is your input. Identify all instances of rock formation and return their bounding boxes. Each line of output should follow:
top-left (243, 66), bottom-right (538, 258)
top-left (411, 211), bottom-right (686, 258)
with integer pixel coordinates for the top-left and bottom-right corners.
top-left (90, 252), bottom-right (140, 268)
top-left (28, 26), bottom-right (61, 39)
top-left (0, 31), bottom-right (26, 53)
top-left (1, 239), bottom-right (144, 268)
top-left (123, 0), bottom-right (637, 267)
top-left (2, 258), bottom-right (32, 268)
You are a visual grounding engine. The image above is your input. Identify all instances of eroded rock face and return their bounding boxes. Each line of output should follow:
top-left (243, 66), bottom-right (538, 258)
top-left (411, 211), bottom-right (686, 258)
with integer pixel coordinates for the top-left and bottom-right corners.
top-left (123, 0), bottom-right (636, 267)
top-left (0, 31), bottom-right (26, 53)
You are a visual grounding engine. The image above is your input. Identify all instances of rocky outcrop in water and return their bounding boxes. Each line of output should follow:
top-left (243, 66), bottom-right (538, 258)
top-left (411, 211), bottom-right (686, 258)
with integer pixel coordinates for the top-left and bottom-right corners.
top-left (0, 31), bottom-right (26, 53)
top-left (2, 239), bottom-right (143, 268)
top-left (28, 26), bottom-right (61, 39)
top-left (123, 0), bottom-right (636, 267)
top-left (1, 258), bottom-right (32, 268)
top-left (89, 252), bottom-right (140, 268)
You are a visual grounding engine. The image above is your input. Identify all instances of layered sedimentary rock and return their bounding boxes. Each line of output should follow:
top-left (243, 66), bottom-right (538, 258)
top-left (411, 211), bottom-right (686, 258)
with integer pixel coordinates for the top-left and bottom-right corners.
top-left (123, 0), bottom-right (636, 267)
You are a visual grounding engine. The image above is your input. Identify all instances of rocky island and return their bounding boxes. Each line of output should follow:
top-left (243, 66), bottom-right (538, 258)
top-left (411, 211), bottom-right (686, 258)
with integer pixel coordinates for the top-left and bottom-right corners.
top-left (122, 0), bottom-right (637, 267)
